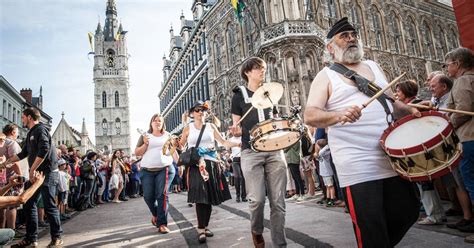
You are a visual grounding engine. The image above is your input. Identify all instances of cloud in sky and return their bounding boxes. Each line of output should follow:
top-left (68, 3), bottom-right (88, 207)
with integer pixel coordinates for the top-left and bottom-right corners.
top-left (0, 0), bottom-right (192, 152)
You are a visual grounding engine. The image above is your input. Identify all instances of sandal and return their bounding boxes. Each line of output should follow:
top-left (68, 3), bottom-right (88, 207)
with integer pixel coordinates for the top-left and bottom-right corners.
top-left (151, 216), bottom-right (157, 227)
top-left (204, 228), bottom-right (214, 237)
top-left (198, 232), bottom-right (207, 243)
top-left (13, 239), bottom-right (38, 247)
top-left (158, 225), bottom-right (170, 234)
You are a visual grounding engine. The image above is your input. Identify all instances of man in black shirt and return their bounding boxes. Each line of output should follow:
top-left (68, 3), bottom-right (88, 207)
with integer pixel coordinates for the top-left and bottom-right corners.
top-left (2, 107), bottom-right (63, 247)
top-left (230, 57), bottom-right (287, 248)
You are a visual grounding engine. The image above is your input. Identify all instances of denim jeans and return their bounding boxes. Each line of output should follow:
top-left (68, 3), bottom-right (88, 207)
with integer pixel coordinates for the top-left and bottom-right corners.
top-left (460, 141), bottom-right (474, 201)
top-left (140, 167), bottom-right (174, 226)
top-left (83, 178), bottom-right (95, 206)
top-left (23, 171), bottom-right (63, 241)
top-left (0, 228), bottom-right (15, 246)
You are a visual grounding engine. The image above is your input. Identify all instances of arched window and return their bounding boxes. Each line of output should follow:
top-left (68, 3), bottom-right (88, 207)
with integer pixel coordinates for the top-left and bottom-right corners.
top-left (447, 28), bottom-right (459, 51)
top-left (421, 21), bottom-right (435, 59)
top-left (115, 118), bottom-right (121, 135)
top-left (102, 91), bottom-right (107, 108)
top-left (244, 17), bottom-right (254, 56)
top-left (326, 0), bottom-right (338, 26)
top-left (214, 38), bottom-right (221, 74)
top-left (389, 12), bottom-right (403, 53)
top-left (371, 6), bottom-right (384, 50)
top-left (436, 26), bottom-right (448, 60)
top-left (406, 18), bottom-right (420, 56)
top-left (114, 91), bottom-right (119, 107)
top-left (106, 49), bottom-right (115, 68)
top-left (226, 23), bottom-right (235, 65)
top-left (102, 119), bottom-right (108, 135)
top-left (350, 4), bottom-right (365, 44)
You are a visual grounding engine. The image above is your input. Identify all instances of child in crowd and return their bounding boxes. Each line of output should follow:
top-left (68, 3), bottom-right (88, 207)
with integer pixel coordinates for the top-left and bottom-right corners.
top-left (317, 139), bottom-right (336, 207)
top-left (58, 159), bottom-right (71, 221)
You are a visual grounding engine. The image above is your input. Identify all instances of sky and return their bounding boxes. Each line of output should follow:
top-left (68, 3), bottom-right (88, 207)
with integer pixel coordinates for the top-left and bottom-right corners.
top-left (0, 0), bottom-right (192, 151)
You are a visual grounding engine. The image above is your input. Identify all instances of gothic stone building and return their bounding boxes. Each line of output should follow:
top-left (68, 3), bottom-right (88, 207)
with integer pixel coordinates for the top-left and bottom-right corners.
top-left (205, 0), bottom-right (460, 130)
top-left (92, 0), bottom-right (131, 155)
top-left (52, 113), bottom-right (95, 155)
top-left (159, 0), bottom-right (217, 133)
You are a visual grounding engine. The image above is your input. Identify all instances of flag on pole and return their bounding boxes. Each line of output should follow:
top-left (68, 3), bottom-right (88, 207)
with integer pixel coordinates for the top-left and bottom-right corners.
top-left (87, 32), bottom-right (94, 53)
top-left (231, 0), bottom-right (246, 22)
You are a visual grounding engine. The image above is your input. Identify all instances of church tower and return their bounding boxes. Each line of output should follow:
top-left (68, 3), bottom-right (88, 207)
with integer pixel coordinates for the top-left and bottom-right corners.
top-left (93, 0), bottom-right (131, 155)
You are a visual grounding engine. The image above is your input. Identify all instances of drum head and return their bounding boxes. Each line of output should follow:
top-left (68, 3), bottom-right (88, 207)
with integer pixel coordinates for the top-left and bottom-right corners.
top-left (385, 115), bottom-right (449, 150)
top-left (252, 130), bottom-right (301, 152)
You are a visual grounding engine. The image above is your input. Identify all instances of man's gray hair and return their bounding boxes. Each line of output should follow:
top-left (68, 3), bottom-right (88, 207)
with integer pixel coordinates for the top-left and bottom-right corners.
top-left (445, 47), bottom-right (474, 69)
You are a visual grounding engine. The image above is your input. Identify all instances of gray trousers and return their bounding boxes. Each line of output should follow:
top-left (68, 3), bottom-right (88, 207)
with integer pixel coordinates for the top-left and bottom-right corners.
top-left (241, 149), bottom-right (287, 247)
top-left (417, 183), bottom-right (446, 222)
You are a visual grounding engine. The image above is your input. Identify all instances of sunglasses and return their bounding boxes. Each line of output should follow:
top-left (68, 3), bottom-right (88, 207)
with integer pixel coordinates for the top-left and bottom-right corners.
top-left (194, 108), bottom-right (206, 113)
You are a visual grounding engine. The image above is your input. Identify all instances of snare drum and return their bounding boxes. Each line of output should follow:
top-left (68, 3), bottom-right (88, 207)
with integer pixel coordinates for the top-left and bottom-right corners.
top-left (250, 117), bottom-right (302, 152)
top-left (380, 111), bottom-right (462, 182)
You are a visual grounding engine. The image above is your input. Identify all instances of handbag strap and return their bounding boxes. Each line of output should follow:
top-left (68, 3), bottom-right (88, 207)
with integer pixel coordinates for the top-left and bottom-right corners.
top-left (194, 124), bottom-right (206, 148)
top-left (330, 63), bottom-right (394, 123)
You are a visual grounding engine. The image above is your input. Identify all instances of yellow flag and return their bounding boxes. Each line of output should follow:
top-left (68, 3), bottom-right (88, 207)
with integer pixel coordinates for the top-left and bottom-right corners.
top-left (87, 32), bottom-right (94, 52)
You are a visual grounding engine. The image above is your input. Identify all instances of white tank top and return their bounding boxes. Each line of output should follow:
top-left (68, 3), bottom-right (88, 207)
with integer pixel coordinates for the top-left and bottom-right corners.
top-left (140, 132), bottom-right (173, 169)
top-left (229, 136), bottom-right (241, 158)
top-left (324, 60), bottom-right (397, 187)
top-left (187, 123), bottom-right (217, 161)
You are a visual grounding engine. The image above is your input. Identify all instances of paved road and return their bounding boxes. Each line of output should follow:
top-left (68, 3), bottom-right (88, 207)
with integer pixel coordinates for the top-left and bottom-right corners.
top-left (31, 189), bottom-right (470, 247)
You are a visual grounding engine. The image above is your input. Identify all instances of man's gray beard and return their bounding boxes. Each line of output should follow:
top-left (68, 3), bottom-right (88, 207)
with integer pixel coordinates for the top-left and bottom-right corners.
top-left (333, 41), bottom-right (364, 64)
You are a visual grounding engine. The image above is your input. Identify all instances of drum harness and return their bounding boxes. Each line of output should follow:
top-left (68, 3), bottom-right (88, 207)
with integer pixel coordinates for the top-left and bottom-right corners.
top-left (330, 63), bottom-right (395, 125)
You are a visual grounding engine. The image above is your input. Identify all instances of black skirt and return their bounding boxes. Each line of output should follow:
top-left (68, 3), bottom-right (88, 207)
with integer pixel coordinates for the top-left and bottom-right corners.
top-left (187, 159), bottom-right (232, 205)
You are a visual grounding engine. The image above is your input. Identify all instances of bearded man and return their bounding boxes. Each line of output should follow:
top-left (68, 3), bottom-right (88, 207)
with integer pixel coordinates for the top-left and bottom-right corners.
top-left (304, 17), bottom-right (419, 247)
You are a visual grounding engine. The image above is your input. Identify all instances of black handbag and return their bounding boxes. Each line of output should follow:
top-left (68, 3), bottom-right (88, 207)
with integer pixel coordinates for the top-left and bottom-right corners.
top-left (177, 124), bottom-right (206, 167)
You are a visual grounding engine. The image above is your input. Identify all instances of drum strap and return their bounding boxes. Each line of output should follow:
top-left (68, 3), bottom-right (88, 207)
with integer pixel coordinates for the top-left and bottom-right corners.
top-left (238, 86), bottom-right (266, 122)
top-left (330, 63), bottom-right (394, 124)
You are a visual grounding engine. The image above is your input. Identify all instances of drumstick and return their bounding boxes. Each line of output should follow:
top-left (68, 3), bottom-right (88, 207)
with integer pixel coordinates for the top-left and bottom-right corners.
top-left (408, 103), bottom-right (474, 116)
top-left (362, 72), bottom-right (406, 109)
top-left (235, 106), bottom-right (254, 126)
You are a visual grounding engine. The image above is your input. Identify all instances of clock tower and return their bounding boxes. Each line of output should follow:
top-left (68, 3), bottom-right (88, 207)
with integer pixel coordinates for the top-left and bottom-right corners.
top-left (92, 0), bottom-right (131, 155)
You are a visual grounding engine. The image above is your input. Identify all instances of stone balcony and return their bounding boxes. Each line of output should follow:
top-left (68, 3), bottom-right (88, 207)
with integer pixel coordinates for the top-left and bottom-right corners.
top-left (259, 20), bottom-right (326, 48)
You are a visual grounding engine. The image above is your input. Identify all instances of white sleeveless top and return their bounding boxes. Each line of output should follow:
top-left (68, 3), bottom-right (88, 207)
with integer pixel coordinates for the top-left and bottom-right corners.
top-left (187, 123), bottom-right (217, 161)
top-left (141, 132), bottom-right (173, 169)
top-left (229, 136), bottom-right (241, 158)
top-left (324, 60), bottom-right (397, 187)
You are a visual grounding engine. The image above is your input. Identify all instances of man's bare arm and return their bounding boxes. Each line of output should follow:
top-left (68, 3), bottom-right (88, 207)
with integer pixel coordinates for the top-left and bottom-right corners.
top-left (304, 71), bottom-right (361, 127)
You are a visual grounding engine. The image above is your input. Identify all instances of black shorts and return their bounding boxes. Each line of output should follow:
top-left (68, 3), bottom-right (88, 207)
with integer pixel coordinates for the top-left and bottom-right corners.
top-left (343, 176), bottom-right (419, 248)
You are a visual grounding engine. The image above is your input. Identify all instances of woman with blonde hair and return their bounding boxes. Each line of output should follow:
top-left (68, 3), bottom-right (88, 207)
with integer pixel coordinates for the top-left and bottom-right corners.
top-left (135, 114), bottom-right (178, 234)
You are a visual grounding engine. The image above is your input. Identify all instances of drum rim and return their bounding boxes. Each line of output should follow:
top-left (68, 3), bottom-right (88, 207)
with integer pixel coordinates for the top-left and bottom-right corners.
top-left (380, 111), bottom-right (453, 156)
top-left (249, 117), bottom-right (299, 134)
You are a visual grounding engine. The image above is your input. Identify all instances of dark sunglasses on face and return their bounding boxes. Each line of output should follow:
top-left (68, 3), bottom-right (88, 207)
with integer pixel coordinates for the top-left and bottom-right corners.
top-left (194, 108), bottom-right (206, 113)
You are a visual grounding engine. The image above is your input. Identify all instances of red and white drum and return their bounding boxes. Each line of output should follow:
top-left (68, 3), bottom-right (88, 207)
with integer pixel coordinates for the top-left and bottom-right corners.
top-left (380, 111), bottom-right (462, 182)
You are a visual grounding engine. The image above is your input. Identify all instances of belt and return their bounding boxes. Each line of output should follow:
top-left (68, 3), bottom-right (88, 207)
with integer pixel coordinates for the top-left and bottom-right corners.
top-left (142, 167), bottom-right (165, 172)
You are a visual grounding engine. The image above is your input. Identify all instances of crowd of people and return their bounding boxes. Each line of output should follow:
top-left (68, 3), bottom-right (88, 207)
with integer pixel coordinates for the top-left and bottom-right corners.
top-left (0, 16), bottom-right (472, 248)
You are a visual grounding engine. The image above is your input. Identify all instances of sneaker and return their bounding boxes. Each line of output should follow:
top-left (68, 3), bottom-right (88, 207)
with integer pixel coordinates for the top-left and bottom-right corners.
top-left (38, 221), bottom-right (49, 228)
top-left (47, 238), bottom-right (63, 248)
top-left (286, 194), bottom-right (299, 201)
top-left (326, 199), bottom-right (336, 207)
top-left (458, 222), bottom-right (474, 233)
top-left (447, 219), bottom-right (473, 229)
top-left (241, 198), bottom-right (248, 202)
top-left (12, 239), bottom-right (38, 248)
top-left (465, 234), bottom-right (474, 244)
top-left (204, 228), bottom-right (214, 237)
top-left (296, 195), bottom-right (306, 202)
top-left (304, 194), bottom-right (317, 200)
top-left (188, 203), bottom-right (193, 207)
top-left (417, 218), bottom-right (439, 225)
top-left (236, 198), bottom-right (241, 203)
